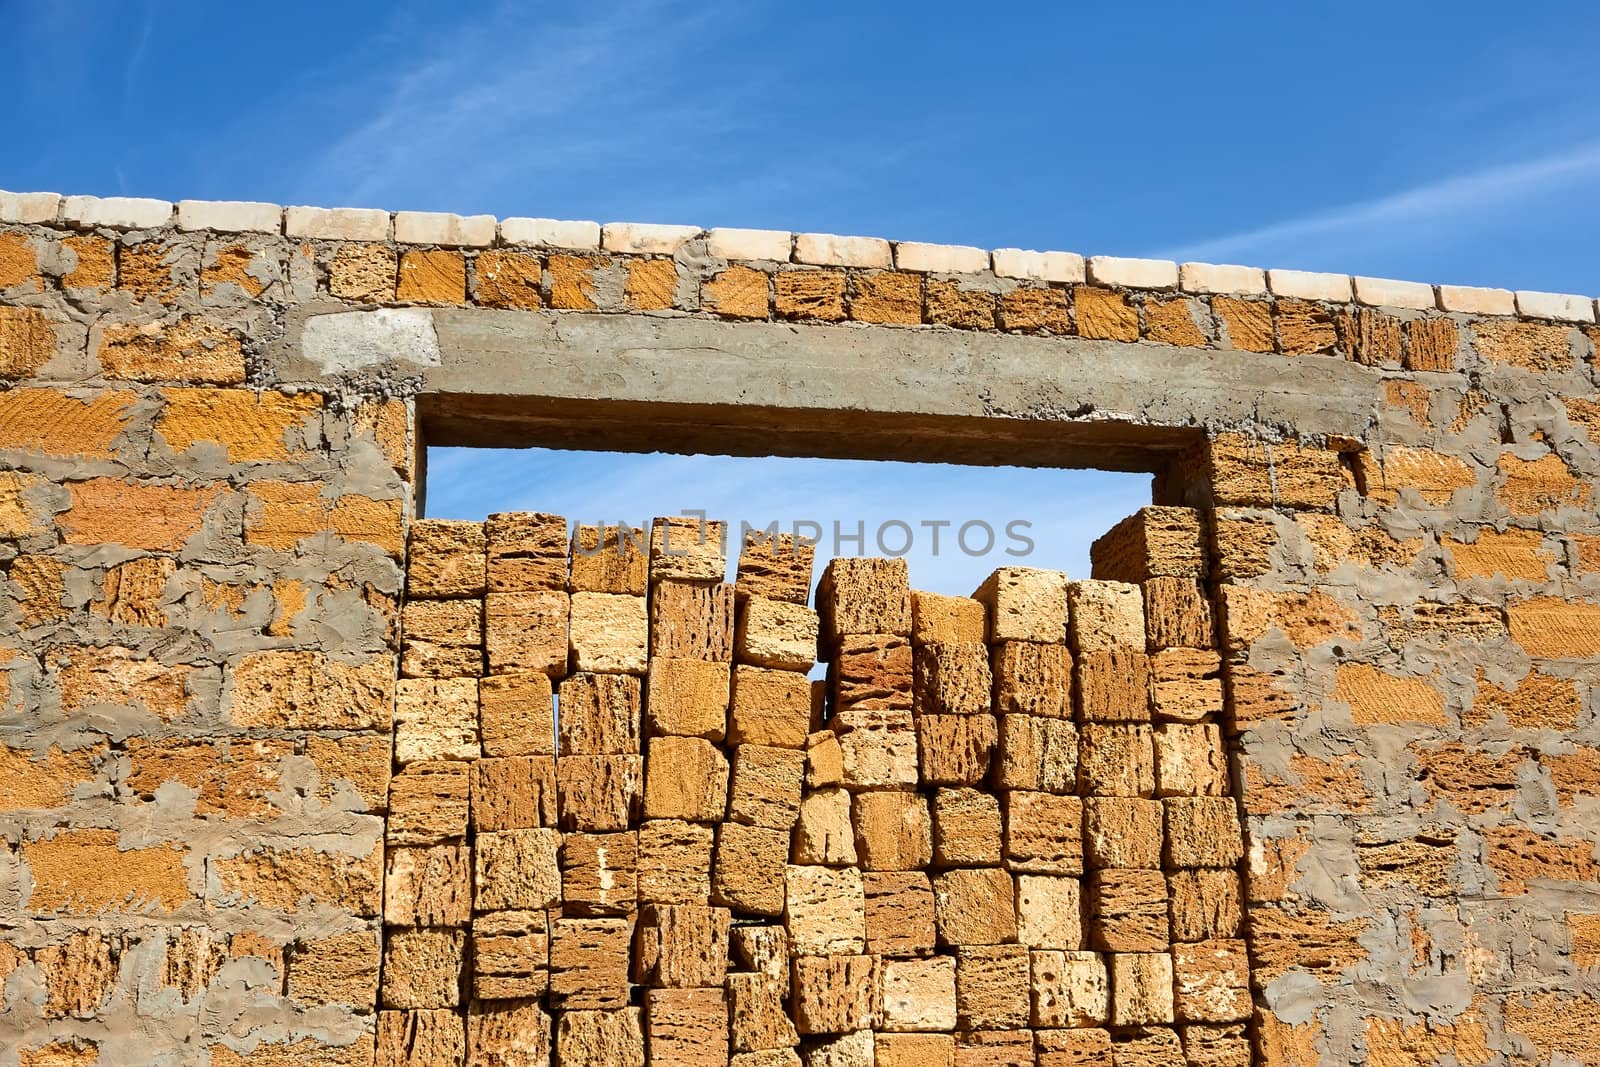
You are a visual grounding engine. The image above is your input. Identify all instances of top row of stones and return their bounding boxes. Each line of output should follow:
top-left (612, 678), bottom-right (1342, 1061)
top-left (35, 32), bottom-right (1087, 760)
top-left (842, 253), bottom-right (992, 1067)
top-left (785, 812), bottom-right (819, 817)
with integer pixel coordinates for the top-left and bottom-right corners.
top-left (2, 190), bottom-right (1593, 322)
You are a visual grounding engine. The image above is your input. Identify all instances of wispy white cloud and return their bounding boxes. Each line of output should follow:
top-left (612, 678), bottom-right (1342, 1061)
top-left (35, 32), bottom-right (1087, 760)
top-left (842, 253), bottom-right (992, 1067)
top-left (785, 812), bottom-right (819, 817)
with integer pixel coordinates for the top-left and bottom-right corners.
top-left (290, 0), bottom-right (760, 212)
top-left (1156, 140), bottom-right (1600, 268)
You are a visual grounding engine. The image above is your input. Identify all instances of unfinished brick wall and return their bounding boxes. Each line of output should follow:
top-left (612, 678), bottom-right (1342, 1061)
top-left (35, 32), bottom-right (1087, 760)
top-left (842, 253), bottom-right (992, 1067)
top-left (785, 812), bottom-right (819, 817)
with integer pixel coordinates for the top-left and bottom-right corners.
top-left (2, 190), bottom-right (1600, 1065)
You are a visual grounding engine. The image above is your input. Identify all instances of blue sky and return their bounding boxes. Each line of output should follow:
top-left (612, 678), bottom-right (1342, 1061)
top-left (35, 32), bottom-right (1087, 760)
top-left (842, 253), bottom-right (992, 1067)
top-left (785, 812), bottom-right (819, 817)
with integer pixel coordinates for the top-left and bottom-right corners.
top-left (8, 1), bottom-right (1600, 593)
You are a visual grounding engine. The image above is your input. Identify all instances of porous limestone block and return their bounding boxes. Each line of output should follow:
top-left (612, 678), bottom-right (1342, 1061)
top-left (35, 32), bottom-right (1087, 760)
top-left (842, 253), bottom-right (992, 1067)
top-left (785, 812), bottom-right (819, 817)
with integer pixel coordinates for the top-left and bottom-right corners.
top-left (728, 744), bottom-right (806, 830)
top-left (914, 640), bottom-right (991, 716)
top-left (1078, 724), bottom-right (1155, 797)
top-left (650, 579), bottom-right (735, 661)
top-left (1030, 949), bottom-right (1109, 1028)
top-left (1164, 797), bottom-right (1244, 868)
top-left (880, 955), bottom-right (957, 1032)
top-left (973, 567), bottom-right (1069, 643)
top-left (1109, 952), bottom-right (1175, 1026)
top-left (831, 708), bottom-right (918, 789)
top-left (1171, 939), bottom-right (1251, 1023)
top-left (645, 657), bottom-right (729, 741)
top-left (1016, 874), bottom-right (1082, 950)
top-left (1083, 797), bottom-right (1164, 870)
top-left (556, 754), bottom-right (643, 832)
top-left (954, 944), bottom-right (1029, 1029)
top-left (560, 831), bottom-right (638, 916)
top-left (645, 986), bottom-right (730, 1066)
top-left (729, 971), bottom-right (800, 1051)
top-left (1152, 722), bottom-right (1227, 797)
top-left (932, 788), bottom-right (1002, 868)
top-left (549, 917), bottom-right (633, 1011)
top-left (559, 672), bottom-right (643, 755)
top-left (1089, 869), bottom-right (1169, 953)
top-left (917, 713), bottom-right (997, 787)
top-left (631, 904), bottom-right (731, 988)
top-left (832, 633), bottom-right (913, 711)
top-left (393, 677), bottom-right (479, 764)
top-left (569, 592), bottom-right (648, 674)
top-left (736, 596), bottom-right (820, 671)
top-left (637, 819), bottom-right (714, 905)
top-left (474, 828), bottom-right (561, 911)
top-left (1067, 580), bottom-right (1145, 652)
top-left (794, 786), bottom-right (858, 866)
top-left (730, 665), bottom-right (812, 748)
top-left (793, 954), bottom-right (880, 1034)
top-left (1002, 791), bottom-right (1083, 874)
top-left (650, 516), bottom-right (728, 583)
top-left (818, 557), bottom-right (911, 642)
top-left (992, 640), bottom-right (1072, 718)
top-left (472, 908), bottom-right (549, 1000)
top-left (932, 868), bottom-right (1015, 947)
top-left (785, 865), bottom-right (867, 956)
top-left (643, 737), bottom-right (728, 823)
top-left (911, 591), bottom-right (987, 645)
top-left (993, 715), bottom-right (1078, 793)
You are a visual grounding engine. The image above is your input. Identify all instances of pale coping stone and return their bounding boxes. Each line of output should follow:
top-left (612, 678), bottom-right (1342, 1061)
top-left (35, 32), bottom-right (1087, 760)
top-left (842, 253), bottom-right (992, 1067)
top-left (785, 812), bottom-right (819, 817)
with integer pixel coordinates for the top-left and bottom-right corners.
top-left (301, 308), bottom-right (442, 373)
top-left (991, 248), bottom-right (1086, 284)
top-left (1179, 262), bottom-right (1267, 296)
top-left (1437, 284), bottom-right (1515, 316)
top-left (1352, 275), bottom-right (1435, 310)
top-left (1266, 269), bottom-right (1352, 303)
top-left (1087, 256), bottom-right (1179, 289)
top-left (176, 200), bottom-right (282, 234)
top-left (60, 195), bottom-right (173, 230)
top-left (1515, 289), bottom-right (1595, 323)
top-left (0, 191), bottom-right (63, 225)
top-left (894, 241), bottom-right (990, 274)
top-left (394, 211), bottom-right (497, 247)
top-left (601, 222), bottom-right (701, 255)
top-left (793, 233), bottom-right (892, 269)
top-left (706, 227), bottom-right (792, 262)
top-left (284, 205), bottom-right (391, 241)
top-left (500, 217), bottom-right (602, 250)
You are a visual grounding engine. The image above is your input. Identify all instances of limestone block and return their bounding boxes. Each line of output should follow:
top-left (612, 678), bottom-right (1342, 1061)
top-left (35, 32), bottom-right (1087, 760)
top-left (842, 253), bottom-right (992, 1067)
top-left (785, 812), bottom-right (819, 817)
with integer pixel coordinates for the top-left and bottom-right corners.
top-left (650, 516), bottom-right (728, 583)
top-left (570, 592), bottom-right (648, 674)
top-left (1109, 952), bottom-right (1175, 1026)
top-left (932, 788), bottom-right (1002, 868)
top-left (1002, 791), bottom-right (1083, 874)
top-left (732, 926), bottom-right (791, 993)
top-left (1084, 797), bottom-right (1164, 870)
top-left (852, 790), bottom-right (932, 871)
top-left (955, 1030), bottom-right (1033, 1067)
top-left (818, 557), bottom-right (911, 642)
top-left (384, 846), bottom-right (471, 927)
top-left (1016, 874), bottom-right (1082, 950)
top-left (730, 665), bottom-right (813, 748)
top-left (485, 511), bottom-right (568, 592)
top-left (876, 1033), bottom-right (954, 1067)
top-left (555, 1009), bottom-right (644, 1067)
top-left (932, 868), bottom-right (1015, 946)
top-left (914, 641), bottom-right (991, 716)
top-left (643, 737), bottom-right (727, 823)
top-left (802, 1030), bottom-right (875, 1067)
top-left (549, 917), bottom-right (633, 1010)
top-left (407, 519), bottom-right (486, 598)
top-left (557, 755), bottom-right (643, 832)
top-left (632, 904), bottom-right (730, 988)
top-left (729, 744), bottom-right (806, 829)
top-left (832, 633), bottom-right (912, 711)
top-left (471, 755), bottom-right (558, 831)
top-left (376, 1009), bottom-right (466, 1067)
top-left (1172, 939), bottom-right (1250, 1023)
top-left (1144, 577), bottom-right (1213, 650)
top-left (466, 998), bottom-right (552, 1067)
top-left (737, 597), bottom-right (820, 671)
top-left (400, 598), bottom-right (483, 677)
top-left (917, 713), bottom-right (996, 787)
top-left (569, 524), bottom-right (647, 595)
top-left (1031, 949), bottom-right (1109, 1027)
top-left (795, 787), bottom-right (858, 865)
top-left (1079, 724), bottom-right (1155, 797)
top-left (993, 640), bottom-right (1073, 718)
top-left (911, 591), bottom-right (987, 645)
top-left (637, 819), bottom-right (714, 905)
top-left (645, 657), bottom-right (729, 741)
top-left (485, 590), bottom-right (568, 676)
top-left (831, 708), bottom-right (918, 789)
top-left (387, 762), bottom-right (469, 845)
top-left (1035, 1028), bottom-right (1114, 1067)
top-left (1089, 506), bottom-right (1206, 582)
top-left (864, 871), bottom-right (937, 958)
top-left (954, 944), bottom-right (1029, 1029)
top-left (471, 909), bottom-right (548, 1000)
top-left (560, 831), bottom-right (638, 916)
top-left (474, 828), bottom-right (561, 912)
top-left (1149, 648), bottom-right (1223, 723)
top-left (973, 566), bottom-right (1069, 643)
top-left (736, 528), bottom-right (815, 605)
top-left (1090, 869), bottom-right (1169, 952)
top-left (393, 678), bottom-right (478, 764)
top-left (381, 928), bottom-right (465, 1009)
top-left (729, 972), bottom-right (800, 1051)
top-left (650, 579), bottom-right (735, 661)
top-left (1153, 723), bottom-right (1227, 798)
top-left (993, 715), bottom-right (1077, 793)
top-left (645, 987), bottom-right (730, 1066)
top-left (785, 866), bottom-right (866, 955)
top-left (712, 822), bottom-right (789, 916)
top-left (737, 1051), bottom-right (805, 1067)
top-left (793, 954), bottom-right (879, 1034)
top-left (880, 955), bottom-right (956, 1032)
top-left (1168, 869), bottom-right (1244, 941)
top-left (807, 729), bottom-right (846, 789)
top-left (1067, 580), bottom-right (1145, 652)
top-left (559, 672), bottom-right (643, 754)
top-left (1076, 648), bottom-right (1153, 723)
top-left (1178, 1024), bottom-right (1251, 1067)
top-left (479, 673), bottom-right (556, 756)
top-left (290, 930), bottom-right (380, 1007)
top-left (1164, 797), bottom-right (1244, 868)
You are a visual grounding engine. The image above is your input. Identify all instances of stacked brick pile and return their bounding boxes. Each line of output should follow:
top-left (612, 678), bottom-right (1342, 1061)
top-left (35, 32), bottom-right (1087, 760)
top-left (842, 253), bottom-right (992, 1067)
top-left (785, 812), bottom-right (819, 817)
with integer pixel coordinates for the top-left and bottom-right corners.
top-left (375, 506), bottom-right (1257, 1065)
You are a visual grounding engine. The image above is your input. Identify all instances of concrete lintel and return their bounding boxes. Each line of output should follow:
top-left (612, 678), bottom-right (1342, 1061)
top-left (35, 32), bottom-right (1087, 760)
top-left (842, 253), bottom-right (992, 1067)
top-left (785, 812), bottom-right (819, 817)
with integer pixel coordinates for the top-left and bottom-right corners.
top-left (272, 309), bottom-right (1382, 469)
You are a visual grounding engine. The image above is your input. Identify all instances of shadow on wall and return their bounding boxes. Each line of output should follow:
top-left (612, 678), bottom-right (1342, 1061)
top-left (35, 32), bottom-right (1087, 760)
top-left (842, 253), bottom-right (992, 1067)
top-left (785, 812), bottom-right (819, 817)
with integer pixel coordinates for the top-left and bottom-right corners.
top-left (422, 448), bottom-right (1154, 596)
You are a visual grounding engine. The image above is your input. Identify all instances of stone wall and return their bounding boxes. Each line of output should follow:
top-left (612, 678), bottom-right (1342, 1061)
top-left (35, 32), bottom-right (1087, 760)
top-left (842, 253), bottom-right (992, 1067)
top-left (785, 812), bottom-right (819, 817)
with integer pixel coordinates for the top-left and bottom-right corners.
top-left (0, 189), bottom-right (1598, 1065)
